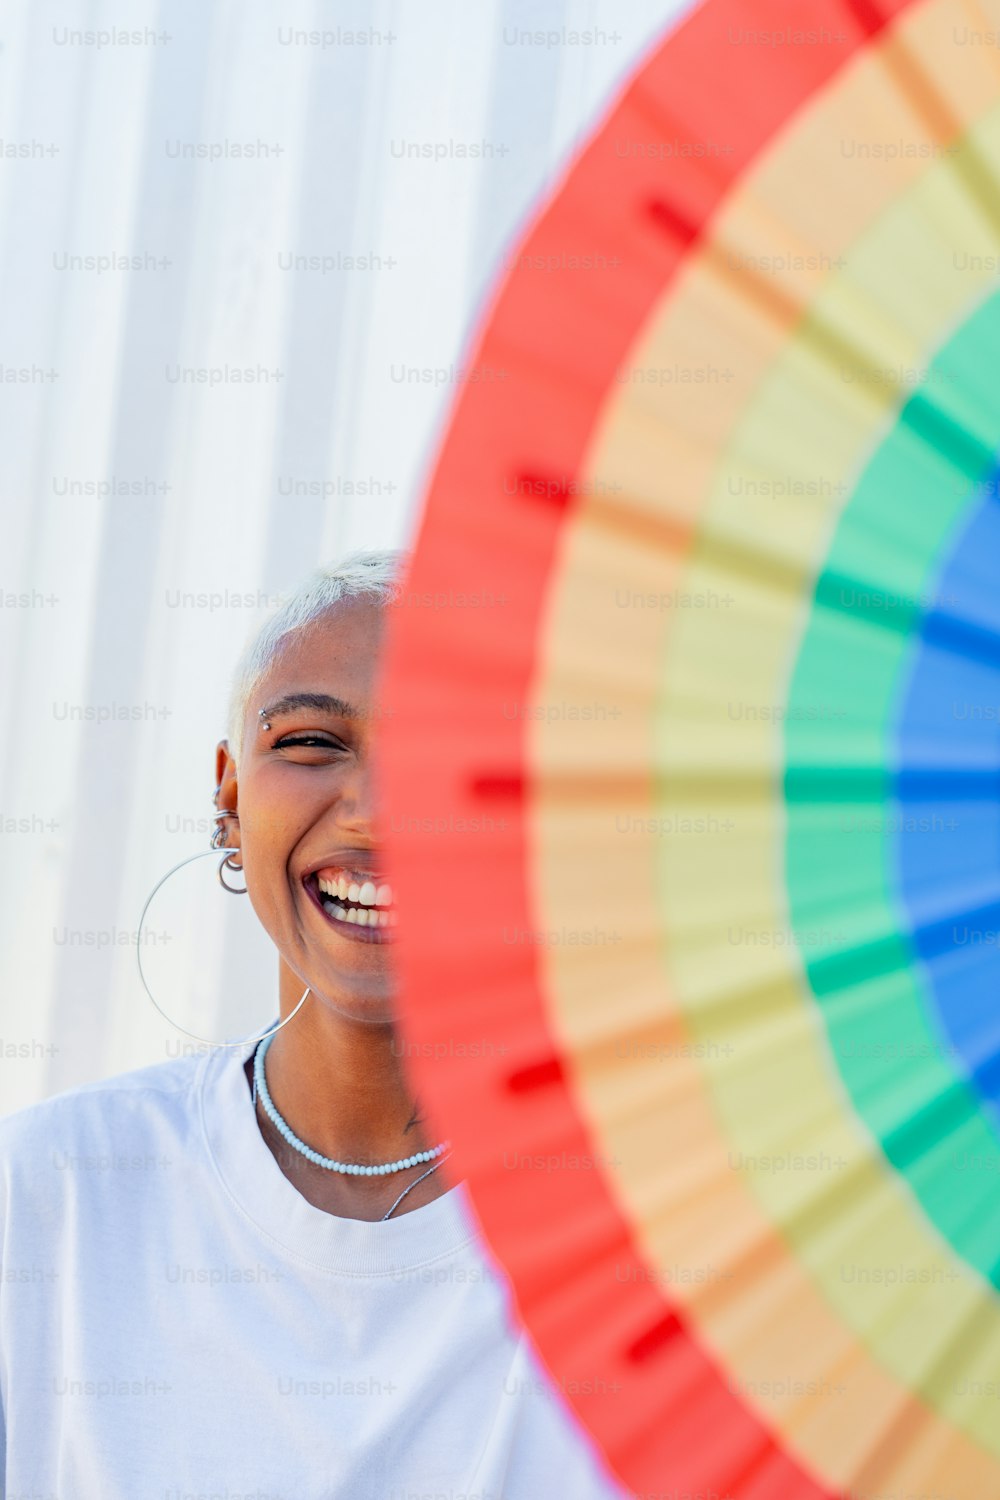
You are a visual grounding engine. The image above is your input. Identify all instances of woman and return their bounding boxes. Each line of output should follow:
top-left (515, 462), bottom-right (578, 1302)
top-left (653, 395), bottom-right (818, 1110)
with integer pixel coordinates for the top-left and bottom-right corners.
top-left (0, 551), bottom-right (623, 1498)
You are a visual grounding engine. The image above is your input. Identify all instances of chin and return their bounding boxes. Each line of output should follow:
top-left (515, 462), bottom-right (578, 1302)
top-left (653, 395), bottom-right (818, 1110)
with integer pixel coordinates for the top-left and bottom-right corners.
top-left (307, 978), bottom-right (398, 1028)
top-left (292, 936), bottom-right (398, 1026)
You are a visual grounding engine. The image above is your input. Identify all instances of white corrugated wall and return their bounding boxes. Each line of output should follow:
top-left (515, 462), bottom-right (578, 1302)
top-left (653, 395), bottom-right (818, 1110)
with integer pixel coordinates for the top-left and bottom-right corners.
top-left (0, 0), bottom-right (692, 1113)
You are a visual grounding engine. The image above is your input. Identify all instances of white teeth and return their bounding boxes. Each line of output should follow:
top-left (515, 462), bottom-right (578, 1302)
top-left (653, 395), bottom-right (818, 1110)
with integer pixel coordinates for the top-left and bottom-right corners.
top-left (314, 873), bottom-right (394, 910)
top-left (314, 869), bottom-right (396, 930)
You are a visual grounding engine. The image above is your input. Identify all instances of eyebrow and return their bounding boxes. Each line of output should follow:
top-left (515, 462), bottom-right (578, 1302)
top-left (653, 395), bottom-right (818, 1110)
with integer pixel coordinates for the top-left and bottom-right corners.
top-left (259, 692), bottom-right (359, 722)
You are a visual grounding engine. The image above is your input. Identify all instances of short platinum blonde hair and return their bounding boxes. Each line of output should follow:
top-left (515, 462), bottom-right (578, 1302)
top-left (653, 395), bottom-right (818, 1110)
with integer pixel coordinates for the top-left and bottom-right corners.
top-left (225, 548), bottom-right (408, 767)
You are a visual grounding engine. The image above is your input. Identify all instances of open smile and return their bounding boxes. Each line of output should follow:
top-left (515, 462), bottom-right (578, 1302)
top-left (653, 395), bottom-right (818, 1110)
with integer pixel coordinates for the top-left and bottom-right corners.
top-left (302, 866), bottom-right (396, 944)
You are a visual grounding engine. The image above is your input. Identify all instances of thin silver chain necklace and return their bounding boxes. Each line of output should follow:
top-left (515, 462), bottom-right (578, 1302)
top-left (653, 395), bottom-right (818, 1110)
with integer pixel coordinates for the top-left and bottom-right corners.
top-left (378, 1152), bottom-right (453, 1220)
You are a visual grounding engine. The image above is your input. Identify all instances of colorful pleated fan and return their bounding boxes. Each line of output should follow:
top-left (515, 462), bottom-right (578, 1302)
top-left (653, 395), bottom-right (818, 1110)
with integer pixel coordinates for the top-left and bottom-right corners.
top-left (378, 1), bottom-right (1000, 1494)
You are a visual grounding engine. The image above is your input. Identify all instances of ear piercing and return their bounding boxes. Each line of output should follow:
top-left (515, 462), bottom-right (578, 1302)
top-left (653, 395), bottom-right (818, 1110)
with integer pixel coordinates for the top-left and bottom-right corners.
top-left (210, 808), bottom-right (239, 850)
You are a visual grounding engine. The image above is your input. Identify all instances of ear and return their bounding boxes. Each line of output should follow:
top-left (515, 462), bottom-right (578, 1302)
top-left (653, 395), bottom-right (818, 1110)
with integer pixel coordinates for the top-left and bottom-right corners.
top-left (215, 739), bottom-right (238, 800)
top-left (214, 740), bottom-right (240, 854)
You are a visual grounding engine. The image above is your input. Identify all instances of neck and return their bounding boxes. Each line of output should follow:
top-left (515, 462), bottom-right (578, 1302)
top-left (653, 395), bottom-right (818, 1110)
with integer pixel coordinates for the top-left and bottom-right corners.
top-left (260, 964), bottom-right (437, 1168)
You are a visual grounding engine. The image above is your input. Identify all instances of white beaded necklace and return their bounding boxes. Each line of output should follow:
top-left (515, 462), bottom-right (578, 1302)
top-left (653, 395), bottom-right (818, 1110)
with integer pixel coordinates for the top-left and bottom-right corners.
top-left (252, 1031), bottom-right (451, 1180)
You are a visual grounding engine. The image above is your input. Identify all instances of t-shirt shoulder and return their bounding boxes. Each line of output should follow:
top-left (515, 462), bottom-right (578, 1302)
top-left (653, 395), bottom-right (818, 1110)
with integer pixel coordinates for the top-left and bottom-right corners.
top-left (0, 1050), bottom-right (208, 1206)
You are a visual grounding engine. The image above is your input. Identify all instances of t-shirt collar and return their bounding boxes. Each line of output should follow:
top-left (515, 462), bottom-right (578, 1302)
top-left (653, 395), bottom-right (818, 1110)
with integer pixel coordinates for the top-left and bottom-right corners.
top-left (198, 1025), bottom-right (480, 1276)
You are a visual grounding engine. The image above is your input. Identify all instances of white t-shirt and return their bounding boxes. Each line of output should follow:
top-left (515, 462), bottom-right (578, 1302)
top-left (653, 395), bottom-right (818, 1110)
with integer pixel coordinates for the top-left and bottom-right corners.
top-left (0, 1032), bottom-right (626, 1499)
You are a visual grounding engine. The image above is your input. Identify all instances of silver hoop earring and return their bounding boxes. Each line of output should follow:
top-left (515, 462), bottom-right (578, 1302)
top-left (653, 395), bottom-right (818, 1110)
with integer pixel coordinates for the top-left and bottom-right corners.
top-left (136, 846), bottom-right (311, 1048)
top-left (218, 853), bottom-right (247, 894)
top-left (211, 808), bottom-right (236, 852)
top-left (212, 809), bottom-right (243, 886)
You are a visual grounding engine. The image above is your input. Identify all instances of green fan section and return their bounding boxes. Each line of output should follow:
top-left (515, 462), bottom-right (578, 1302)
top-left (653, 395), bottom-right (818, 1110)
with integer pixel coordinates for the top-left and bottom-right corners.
top-left (786, 289), bottom-right (1000, 1284)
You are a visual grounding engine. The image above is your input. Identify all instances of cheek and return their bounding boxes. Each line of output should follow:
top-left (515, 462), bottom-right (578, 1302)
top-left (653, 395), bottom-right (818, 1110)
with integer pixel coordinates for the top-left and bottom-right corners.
top-left (242, 769), bottom-right (318, 850)
top-left (237, 808), bottom-right (300, 927)
top-left (237, 776), bottom-right (331, 914)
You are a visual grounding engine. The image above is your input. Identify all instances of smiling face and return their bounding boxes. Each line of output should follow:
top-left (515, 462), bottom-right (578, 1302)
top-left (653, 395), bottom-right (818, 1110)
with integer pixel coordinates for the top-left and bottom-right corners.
top-left (218, 598), bottom-right (397, 1024)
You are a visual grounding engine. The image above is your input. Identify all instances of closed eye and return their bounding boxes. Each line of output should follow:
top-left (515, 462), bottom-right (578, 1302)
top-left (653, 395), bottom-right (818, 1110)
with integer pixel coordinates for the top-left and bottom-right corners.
top-left (273, 734), bottom-right (348, 751)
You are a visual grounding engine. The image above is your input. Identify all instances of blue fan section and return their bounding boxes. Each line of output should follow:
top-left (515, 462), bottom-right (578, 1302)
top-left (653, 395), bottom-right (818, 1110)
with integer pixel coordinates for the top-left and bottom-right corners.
top-left (894, 480), bottom-right (1000, 1120)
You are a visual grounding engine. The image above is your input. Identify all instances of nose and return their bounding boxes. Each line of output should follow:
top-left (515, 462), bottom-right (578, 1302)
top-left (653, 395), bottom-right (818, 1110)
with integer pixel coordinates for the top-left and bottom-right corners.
top-left (332, 747), bottom-right (380, 835)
